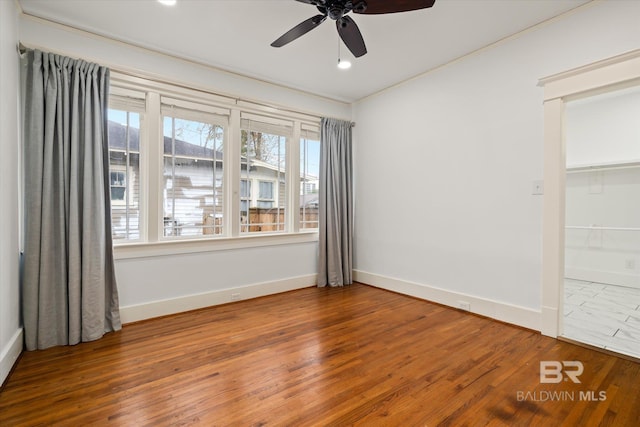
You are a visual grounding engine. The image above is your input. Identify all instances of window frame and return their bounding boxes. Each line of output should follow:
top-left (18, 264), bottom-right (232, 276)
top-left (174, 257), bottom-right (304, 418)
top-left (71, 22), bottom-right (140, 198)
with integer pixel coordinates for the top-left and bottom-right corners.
top-left (239, 116), bottom-right (291, 234)
top-left (108, 73), bottom-right (323, 259)
top-left (108, 92), bottom-right (145, 243)
top-left (300, 127), bottom-right (320, 230)
top-left (160, 103), bottom-right (228, 241)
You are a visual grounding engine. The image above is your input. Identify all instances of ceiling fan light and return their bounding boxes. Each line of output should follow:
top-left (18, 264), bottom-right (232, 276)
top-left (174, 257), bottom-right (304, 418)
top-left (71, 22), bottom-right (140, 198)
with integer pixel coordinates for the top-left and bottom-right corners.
top-left (338, 59), bottom-right (352, 70)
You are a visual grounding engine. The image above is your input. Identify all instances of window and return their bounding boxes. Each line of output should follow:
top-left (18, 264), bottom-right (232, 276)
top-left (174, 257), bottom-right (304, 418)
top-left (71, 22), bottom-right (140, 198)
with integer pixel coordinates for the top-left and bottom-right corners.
top-left (108, 75), bottom-right (323, 249)
top-left (162, 108), bottom-right (225, 237)
top-left (300, 127), bottom-right (320, 229)
top-left (258, 180), bottom-right (275, 209)
top-left (108, 107), bottom-right (142, 241)
top-left (110, 170), bottom-right (126, 201)
top-left (240, 115), bottom-right (290, 233)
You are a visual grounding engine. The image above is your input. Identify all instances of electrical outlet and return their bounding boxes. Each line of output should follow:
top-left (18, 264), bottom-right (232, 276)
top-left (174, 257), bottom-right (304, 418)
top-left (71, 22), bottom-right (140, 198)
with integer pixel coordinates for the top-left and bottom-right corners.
top-left (231, 293), bottom-right (241, 301)
top-left (625, 259), bottom-right (636, 270)
top-left (457, 301), bottom-right (471, 312)
top-left (532, 180), bottom-right (544, 195)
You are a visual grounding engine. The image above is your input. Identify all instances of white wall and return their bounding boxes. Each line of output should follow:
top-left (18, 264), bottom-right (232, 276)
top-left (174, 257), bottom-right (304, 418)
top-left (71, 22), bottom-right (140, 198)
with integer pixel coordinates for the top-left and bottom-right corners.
top-left (0, 0), bottom-right (23, 385)
top-left (566, 87), bottom-right (640, 167)
top-left (18, 14), bottom-right (349, 323)
top-left (352, 1), bottom-right (640, 330)
top-left (18, 15), bottom-right (351, 120)
top-left (116, 243), bottom-right (317, 322)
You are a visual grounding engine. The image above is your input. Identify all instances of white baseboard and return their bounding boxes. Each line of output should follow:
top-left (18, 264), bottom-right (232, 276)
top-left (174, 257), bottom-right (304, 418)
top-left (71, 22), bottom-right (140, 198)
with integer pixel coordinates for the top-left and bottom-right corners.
top-left (565, 267), bottom-right (640, 289)
top-left (353, 270), bottom-right (541, 332)
top-left (540, 306), bottom-right (559, 338)
top-left (119, 274), bottom-right (317, 324)
top-left (1, 328), bottom-right (23, 386)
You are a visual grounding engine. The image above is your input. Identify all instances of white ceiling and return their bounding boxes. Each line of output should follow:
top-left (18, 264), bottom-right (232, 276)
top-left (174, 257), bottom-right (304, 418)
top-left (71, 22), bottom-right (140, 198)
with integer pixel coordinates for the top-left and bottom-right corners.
top-left (18, 0), bottom-right (592, 103)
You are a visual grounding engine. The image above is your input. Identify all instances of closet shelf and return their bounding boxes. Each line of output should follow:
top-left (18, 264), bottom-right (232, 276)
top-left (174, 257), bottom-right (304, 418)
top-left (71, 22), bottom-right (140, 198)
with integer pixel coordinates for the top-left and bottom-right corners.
top-left (566, 226), bottom-right (640, 231)
top-left (566, 160), bottom-right (640, 173)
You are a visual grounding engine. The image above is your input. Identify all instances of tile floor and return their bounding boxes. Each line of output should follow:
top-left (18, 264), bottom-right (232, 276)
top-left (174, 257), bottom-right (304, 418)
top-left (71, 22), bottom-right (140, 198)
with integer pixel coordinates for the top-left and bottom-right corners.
top-left (563, 278), bottom-right (640, 359)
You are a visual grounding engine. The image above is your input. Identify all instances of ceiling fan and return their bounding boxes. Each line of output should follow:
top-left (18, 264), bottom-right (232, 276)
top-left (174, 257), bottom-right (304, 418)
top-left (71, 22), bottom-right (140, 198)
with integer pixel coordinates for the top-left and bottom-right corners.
top-left (271, 0), bottom-right (436, 58)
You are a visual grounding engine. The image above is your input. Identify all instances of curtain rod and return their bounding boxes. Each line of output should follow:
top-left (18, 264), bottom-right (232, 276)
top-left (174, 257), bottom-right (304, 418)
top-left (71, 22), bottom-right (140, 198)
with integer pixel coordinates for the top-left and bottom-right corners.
top-left (17, 41), bottom-right (355, 127)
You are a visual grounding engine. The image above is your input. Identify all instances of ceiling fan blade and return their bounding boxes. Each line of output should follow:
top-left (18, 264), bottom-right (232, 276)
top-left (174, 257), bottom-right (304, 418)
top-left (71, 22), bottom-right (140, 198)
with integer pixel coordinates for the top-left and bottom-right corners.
top-left (271, 14), bottom-right (327, 48)
top-left (336, 16), bottom-right (367, 58)
top-left (353, 0), bottom-right (436, 15)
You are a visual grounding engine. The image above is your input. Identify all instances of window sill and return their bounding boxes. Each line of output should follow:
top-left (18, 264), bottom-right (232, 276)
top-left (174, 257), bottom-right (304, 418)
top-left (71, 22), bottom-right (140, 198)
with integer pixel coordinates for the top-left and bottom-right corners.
top-left (113, 231), bottom-right (319, 260)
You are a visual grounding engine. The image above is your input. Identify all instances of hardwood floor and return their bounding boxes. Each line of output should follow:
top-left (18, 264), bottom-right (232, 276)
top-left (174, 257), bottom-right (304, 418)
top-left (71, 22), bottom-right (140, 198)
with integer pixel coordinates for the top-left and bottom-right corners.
top-left (1, 283), bottom-right (639, 426)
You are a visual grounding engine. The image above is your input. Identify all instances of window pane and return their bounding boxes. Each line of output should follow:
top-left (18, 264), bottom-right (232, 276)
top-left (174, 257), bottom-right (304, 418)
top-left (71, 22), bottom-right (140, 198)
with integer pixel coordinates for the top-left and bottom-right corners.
top-left (111, 186), bottom-right (126, 201)
top-left (108, 109), bottom-right (141, 241)
top-left (300, 137), bottom-right (320, 229)
top-left (163, 116), bottom-right (224, 237)
top-left (240, 179), bottom-right (251, 199)
top-left (241, 129), bottom-right (286, 233)
top-left (110, 171), bottom-right (126, 200)
top-left (259, 181), bottom-right (274, 199)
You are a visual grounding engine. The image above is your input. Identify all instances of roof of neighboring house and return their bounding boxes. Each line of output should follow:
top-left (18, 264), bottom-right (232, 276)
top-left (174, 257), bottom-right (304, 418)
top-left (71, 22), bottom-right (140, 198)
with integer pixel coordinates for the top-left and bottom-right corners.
top-left (108, 120), bottom-right (223, 160)
top-left (300, 193), bottom-right (319, 207)
top-left (109, 120), bottom-right (316, 179)
top-left (108, 120), bottom-right (140, 151)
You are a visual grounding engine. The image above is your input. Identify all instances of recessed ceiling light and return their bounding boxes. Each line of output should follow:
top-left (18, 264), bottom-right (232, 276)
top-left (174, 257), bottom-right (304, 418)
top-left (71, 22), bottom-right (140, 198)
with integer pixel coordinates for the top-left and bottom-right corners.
top-left (337, 59), bottom-right (351, 70)
top-left (158, 0), bottom-right (177, 6)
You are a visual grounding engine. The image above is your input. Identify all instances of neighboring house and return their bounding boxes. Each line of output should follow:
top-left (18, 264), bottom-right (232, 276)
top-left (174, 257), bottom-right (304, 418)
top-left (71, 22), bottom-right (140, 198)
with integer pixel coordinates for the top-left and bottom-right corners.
top-left (299, 192), bottom-right (318, 209)
top-left (108, 120), bottom-right (141, 240)
top-left (108, 120), bottom-right (318, 238)
top-left (300, 179), bottom-right (319, 208)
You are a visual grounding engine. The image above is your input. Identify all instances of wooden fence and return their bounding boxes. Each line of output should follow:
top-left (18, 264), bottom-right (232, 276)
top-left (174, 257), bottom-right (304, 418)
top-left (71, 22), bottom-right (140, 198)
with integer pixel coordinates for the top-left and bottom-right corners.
top-left (203, 208), bottom-right (319, 234)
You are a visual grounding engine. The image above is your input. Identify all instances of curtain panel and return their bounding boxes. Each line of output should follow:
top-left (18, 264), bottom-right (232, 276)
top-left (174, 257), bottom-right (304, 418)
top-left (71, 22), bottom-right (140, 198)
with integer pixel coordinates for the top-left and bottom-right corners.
top-left (318, 117), bottom-right (353, 287)
top-left (22, 49), bottom-right (121, 351)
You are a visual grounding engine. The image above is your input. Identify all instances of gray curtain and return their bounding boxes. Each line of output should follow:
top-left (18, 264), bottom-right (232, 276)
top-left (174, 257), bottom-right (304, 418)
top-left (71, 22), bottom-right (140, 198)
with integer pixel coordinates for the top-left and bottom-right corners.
top-left (318, 117), bottom-right (353, 287)
top-left (22, 49), bottom-right (121, 351)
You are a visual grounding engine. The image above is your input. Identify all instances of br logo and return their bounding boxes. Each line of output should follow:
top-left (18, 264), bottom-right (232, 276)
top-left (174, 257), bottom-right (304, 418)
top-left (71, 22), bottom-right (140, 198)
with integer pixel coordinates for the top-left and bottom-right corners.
top-left (540, 361), bottom-right (584, 383)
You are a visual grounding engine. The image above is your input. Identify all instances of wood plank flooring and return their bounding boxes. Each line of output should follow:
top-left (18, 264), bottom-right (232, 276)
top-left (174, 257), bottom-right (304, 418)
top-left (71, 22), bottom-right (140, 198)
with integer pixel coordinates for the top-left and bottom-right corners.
top-left (1, 283), bottom-right (639, 426)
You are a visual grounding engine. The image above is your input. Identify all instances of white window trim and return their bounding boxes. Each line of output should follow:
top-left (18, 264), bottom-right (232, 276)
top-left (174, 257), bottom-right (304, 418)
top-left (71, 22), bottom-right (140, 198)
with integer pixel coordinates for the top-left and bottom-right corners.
top-left (114, 232), bottom-right (319, 260)
top-left (298, 128), bottom-right (319, 231)
top-left (161, 105), bottom-right (227, 241)
top-left (240, 122), bottom-right (289, 234)
top-left (108, 102), bottom-right (145, 242)
top-left (108, 72), bottom-right (322, 256)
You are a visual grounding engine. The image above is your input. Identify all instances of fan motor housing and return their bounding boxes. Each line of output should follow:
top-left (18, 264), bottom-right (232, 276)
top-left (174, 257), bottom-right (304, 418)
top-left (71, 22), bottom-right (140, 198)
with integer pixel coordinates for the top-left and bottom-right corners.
top-left (320, 1), bottom-right (367, 20)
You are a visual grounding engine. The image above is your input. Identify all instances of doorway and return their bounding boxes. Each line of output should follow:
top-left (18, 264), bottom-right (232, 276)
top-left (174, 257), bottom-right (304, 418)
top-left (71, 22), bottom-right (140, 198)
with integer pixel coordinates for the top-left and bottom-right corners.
top-left (538, 49), bottom-right (640, 354)
top-left (562, 86), bottom-right (640, 358)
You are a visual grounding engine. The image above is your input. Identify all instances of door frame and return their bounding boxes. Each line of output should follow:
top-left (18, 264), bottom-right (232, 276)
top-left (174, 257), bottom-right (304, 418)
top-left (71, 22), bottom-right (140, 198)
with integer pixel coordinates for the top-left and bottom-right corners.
top-left (538, 49), bottom-right (640, 337)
